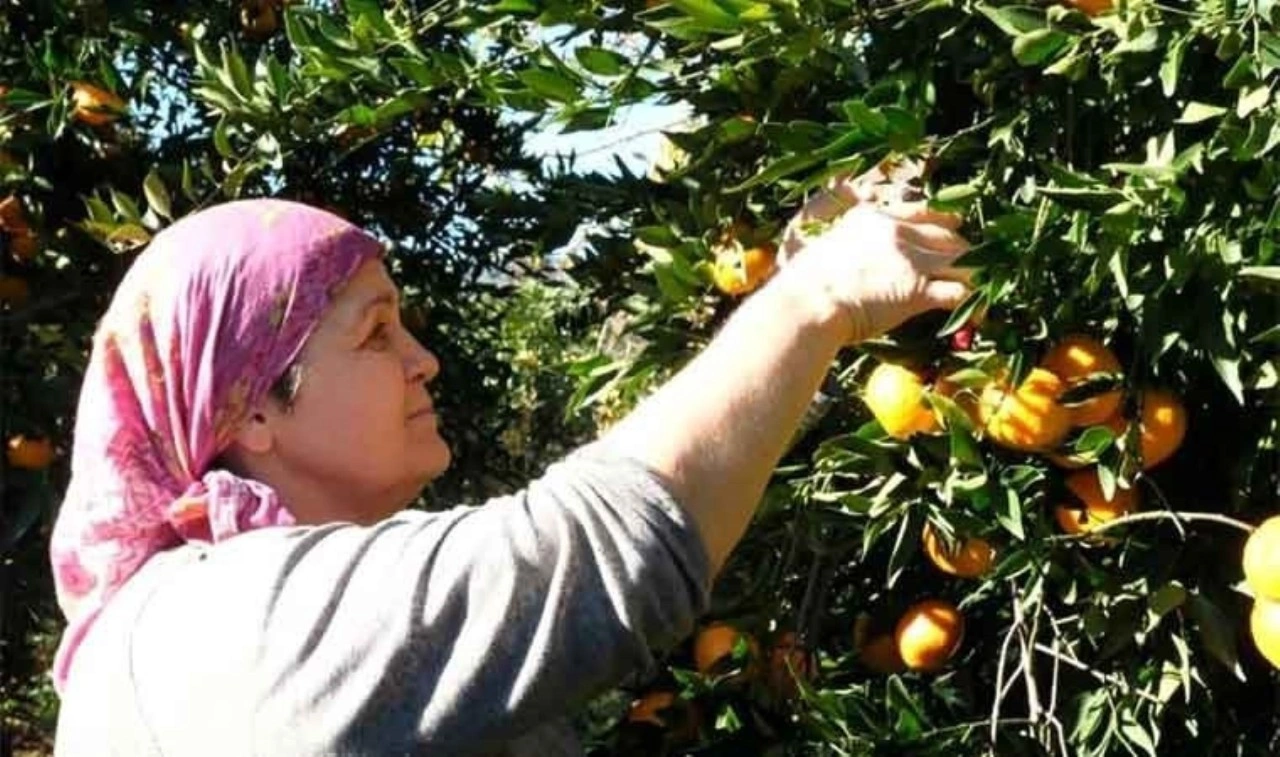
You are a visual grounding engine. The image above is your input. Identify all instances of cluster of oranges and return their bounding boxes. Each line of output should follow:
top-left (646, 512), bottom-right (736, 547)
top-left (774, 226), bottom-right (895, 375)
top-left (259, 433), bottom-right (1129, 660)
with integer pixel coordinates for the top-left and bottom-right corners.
top-left (856, 333), bottom-right (1189, 672)
top-left (0, 81), bottom-right (123, 309)
top-left (864, 333), bottom-right (1187, 538)
top-left (1243, 518), bottom-right (1280, 670)
top-left (623, 622), bottom-right (815, 745)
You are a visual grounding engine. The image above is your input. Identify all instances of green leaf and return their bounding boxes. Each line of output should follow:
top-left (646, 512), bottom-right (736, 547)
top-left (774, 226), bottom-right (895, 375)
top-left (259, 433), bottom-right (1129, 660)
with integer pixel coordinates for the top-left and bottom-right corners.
top-left (842, 100), bottom-right (888, 136)
top-left (1237, 85), bottom-right (1272, 118)
top-left (1240, 265), bottom-right (1280, 282)
top-left (213, 117), bottom-right (235, 158)
top-left (574, 46), bottom-right (628, 77)
top-left (977, 4), bottom-right (1046, 36)
top-left (933, 183), bottom-right (980, 206)
top-left (1260, 33), bottom-right (1280, 72)
top-left (1013, 29), bottom-right (1071, 67)
top-left (886, 675), bottom-right (931, 738)
top-left (109, 188), bottom-right (142, 222)
top-left (1223, 54), bottom-right (1256, 89)
top-left (1177, 102), bottom-right (1228, 124)
top-left (390, 57), bottom-right (446, 87)
top-left (143, 168), bottom-right (172, 220)
top-left (1161, 35), bottom-right (1188, 97)
top-left (220, 42), bottom-right (254, 101)
top-left (518, 67), bottom-right (580, 103)
top-left (726, 153), bottom-right (823, 193)
top-left (665, 0), bottom-right (742, 32)
top-left (1037, 185), bottom-right (1126, 209)
top-left (1186, 594), bottom-right (1245, 680)
top-left (487, 0), bottom-right (539, 11)
top-left (1148, 581), bottom-right (1188, 628)
top-left (998, 487), bottom-right (1026, 540)
top-left (1212, 353), bottom-right (1245, 404)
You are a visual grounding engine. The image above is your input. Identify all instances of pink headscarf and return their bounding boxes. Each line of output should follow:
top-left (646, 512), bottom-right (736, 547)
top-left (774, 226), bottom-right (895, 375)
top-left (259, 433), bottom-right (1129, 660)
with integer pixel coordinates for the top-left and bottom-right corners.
top-left (48, 199), bottom-right (383, 693)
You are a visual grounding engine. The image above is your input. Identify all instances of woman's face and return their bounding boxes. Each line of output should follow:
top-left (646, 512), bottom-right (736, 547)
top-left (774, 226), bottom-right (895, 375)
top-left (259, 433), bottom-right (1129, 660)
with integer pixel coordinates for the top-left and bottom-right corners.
top-left (233, 258), bottom-right (450, 524)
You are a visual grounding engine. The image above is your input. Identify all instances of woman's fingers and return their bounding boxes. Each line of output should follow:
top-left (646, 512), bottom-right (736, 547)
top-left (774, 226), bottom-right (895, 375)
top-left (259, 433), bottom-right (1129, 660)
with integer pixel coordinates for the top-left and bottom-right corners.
top-left (896, 219), bottom-right (970, 257)
top-left (920, 279), bottom-right (971, 311)
top-left (876, 201), bottom-right (964, 231)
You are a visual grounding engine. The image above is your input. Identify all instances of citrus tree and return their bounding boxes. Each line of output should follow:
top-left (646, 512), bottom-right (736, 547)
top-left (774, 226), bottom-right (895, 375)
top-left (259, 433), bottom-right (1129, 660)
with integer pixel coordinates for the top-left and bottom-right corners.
top-left (496, 0), bottom-right (1280, 754)
top-left (0, 2), bottom-right (614, 750)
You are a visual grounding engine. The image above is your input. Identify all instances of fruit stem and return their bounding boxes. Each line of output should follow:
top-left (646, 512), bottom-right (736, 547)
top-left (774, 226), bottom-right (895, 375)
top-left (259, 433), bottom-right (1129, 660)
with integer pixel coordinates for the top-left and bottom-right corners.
top-left (1080, 510), bottom-right (1257, 537)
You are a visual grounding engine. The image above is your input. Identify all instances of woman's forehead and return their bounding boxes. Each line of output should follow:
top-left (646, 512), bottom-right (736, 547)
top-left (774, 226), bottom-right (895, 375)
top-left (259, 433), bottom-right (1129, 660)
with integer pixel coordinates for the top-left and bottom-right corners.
top-left (326, 259), bottom-right (399, 322)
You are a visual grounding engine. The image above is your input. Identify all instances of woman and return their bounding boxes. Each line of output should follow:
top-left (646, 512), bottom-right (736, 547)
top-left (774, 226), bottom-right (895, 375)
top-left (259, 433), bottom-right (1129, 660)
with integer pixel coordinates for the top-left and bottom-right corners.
top-left (49, 177), bottom-right (970, 755)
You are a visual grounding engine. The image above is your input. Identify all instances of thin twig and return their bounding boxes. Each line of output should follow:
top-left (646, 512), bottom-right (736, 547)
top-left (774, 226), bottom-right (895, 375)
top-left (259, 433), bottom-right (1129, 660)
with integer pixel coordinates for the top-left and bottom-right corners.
top-left (1032, 643), bottom-right (1164, 707)
top-left (1086, 509), bottom-right (1257, 537)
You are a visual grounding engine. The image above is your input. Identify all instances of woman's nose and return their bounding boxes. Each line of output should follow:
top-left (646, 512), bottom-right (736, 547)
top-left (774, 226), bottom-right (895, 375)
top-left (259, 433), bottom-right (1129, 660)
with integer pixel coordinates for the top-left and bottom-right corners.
top-left (403, 331), bottom-right (439, 384)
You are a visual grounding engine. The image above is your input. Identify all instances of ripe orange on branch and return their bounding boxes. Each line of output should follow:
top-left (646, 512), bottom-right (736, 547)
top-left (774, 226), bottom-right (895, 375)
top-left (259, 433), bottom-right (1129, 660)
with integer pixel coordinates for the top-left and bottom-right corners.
top-left (0, 194), bottom-right (38, 262)
top-left (711, 241), bottom-right (776, 296)
top-left (1040, 334), bottom-right (1123, 427)
top-left (977, 368), bottom-right (1072, 452)
top-left (895, 599), bottom-right (965, 672)
top-left (1065, 0), bottom-right (1113, 16)
top-left (69, 81), bottom-right (125, 126)
top-left (693, 622), bottom-right (758, 679)
top-left (1054, 469), bottom-right (1139, 537)
top-left (1243, 516), bottom-right (1280, 601)
top-left (1250, 598), bottom-right (1280, 669)
top-left (864, 363), bottom-right (940, 440)
top-left (765, 631), bottom-right (816, 698)
top-left (1107, 389), bottom-right (1187, 470)
top-left (6, 435), bottom-right (54, 470)
top-left (921, 523), bottom-right (995, 579)
top-left (858, 633), bottom-right (907, 674)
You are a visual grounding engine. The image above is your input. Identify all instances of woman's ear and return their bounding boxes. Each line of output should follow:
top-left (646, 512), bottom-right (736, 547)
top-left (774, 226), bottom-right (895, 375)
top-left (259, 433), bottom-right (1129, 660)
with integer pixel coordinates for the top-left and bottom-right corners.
top-left (229, 409), bottom-right (276, 457)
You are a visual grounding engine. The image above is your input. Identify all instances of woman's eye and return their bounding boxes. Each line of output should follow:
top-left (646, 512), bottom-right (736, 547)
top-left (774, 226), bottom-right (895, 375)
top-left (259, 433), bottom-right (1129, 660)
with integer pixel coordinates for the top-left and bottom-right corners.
top-left (366, 322), bottom-right (391, 346)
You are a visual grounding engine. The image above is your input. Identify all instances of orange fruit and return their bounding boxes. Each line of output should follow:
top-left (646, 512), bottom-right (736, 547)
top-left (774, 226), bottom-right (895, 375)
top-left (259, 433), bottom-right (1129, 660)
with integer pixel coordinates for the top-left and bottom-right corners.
top-left (858, 633), bottom-right (907, 674)
top-left (864, 363), bottom-right (940, 440)
top-left (6, 435), bottom-right (54, 470)
top-left (978, 368), bottom-right (1072, 452)
top-left (711, 241), bottom-right (776, 296)
top-left (0, 194), bottom-right (25, 228)
top-left (1054, 469), bottom-right (1139, 537)
top-left (766, 631), bottom-right (815, 697)
top-left (921, 523), bottom-right (995, 579)
top-left (693, 622), bottom-right (758, 678)
top-left (895, 599), bottom-right (965, 672)
top-left (240, 0), bottom-right (280, 38)
top-left (1066, 0), bottom-right (1113, 15)
top-left (1040, 334), bottom-right (1123, 427)
top-left (1131, 389), bottom-right (1187, 469)
top-left (1104, 392), bottom-right (1188, 471)
top-left (0, 275), bottom-right (30, 305)
top-left (0, 195), bottom-right (37, 262)
top-left (8, 230), bottom-right (37, 261)
top-left (1243, 516), bottom-right (1280, 601)
top-left (1250, 598), bottom-right (1280, 669)
top-left (70, 81), bottom-right (125, 126)
top-left (626, 690), bottom-right (700, 742)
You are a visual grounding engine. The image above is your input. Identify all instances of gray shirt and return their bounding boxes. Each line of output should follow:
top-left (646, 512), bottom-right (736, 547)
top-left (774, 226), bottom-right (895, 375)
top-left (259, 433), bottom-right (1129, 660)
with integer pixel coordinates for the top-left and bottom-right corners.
top-left (53, 444), bottom-right (712, 755)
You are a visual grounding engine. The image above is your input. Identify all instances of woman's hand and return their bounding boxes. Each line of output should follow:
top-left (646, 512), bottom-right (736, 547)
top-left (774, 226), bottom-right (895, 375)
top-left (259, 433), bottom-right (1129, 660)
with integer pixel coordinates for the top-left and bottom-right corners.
top-left (774, 169), bottom-right (974, 345)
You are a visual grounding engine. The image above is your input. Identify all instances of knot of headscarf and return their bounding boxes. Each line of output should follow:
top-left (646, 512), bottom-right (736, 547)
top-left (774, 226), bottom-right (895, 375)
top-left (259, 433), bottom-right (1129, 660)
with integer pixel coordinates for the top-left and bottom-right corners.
top-left (47, 199), bottom-right (383, 693)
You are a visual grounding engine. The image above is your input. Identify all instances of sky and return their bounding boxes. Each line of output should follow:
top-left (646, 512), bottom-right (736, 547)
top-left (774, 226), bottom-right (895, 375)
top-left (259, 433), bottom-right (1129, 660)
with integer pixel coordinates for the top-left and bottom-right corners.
top-left (522, 99), bottom-right (692, 176)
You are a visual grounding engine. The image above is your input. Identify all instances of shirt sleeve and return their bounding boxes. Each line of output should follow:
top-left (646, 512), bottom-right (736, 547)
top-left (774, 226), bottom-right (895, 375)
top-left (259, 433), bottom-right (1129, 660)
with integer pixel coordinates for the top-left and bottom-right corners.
top-left (132, 443), bottom-right (712, 756)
